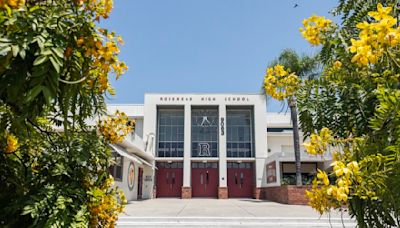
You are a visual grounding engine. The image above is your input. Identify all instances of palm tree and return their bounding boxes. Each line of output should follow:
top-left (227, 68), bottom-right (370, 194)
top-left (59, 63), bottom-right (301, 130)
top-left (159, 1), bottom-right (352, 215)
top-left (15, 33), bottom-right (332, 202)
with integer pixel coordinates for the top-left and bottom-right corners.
top-left (267, 49), bottom-right (320, 186)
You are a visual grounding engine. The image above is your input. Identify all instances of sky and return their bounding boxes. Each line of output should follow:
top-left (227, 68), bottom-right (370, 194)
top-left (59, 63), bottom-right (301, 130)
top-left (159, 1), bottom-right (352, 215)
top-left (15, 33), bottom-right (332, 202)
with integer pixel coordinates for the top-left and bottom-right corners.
top-left (101, 0), bottom-right (338, 112)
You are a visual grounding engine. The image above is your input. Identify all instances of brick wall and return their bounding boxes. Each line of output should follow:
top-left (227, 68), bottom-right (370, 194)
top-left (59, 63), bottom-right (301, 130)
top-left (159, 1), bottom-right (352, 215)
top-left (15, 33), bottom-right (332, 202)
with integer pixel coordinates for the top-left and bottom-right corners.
top-left (265, 185), bottom-right (310, 205)
top-left (253, 187), bottom-right (268, 199)
top-left (218, 187), bottom-right (228, 199)
top-left (181, 187), bottom-right (192, 199)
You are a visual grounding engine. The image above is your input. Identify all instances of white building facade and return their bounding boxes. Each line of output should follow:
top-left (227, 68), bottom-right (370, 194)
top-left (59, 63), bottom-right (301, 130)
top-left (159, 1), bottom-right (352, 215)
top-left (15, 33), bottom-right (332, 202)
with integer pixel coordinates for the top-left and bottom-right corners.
top-left (108, 93), bottom-right (332, 201)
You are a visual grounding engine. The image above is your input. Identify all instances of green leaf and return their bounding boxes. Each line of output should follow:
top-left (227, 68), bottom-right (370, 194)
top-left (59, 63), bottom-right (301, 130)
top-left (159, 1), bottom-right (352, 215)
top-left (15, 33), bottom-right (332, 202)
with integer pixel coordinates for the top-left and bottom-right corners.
top-left (29, 5), bottom-right (40, 12)
top-left (33, 55), bottom-right (49, 66)
top-left (42, 86), bottom-right (52, 105)
top-left (19, 49), bottom-right (26, 59)
top-left (26, 86), bottom-right (42, 102)
top-left (41, 48), bottom-right (53, 56)
top-left (49, 56), bottom-right (60, 73)
top-left (5, 4), bottom-right (11, 16)
top-left (0, 38), bottom-right (10, 42)
top-left (52, 47), bottom-right (64, 59)
top-left (0, 45), bottom-right (11, 56)
top-left (11, 45), bottom-right (19, 57)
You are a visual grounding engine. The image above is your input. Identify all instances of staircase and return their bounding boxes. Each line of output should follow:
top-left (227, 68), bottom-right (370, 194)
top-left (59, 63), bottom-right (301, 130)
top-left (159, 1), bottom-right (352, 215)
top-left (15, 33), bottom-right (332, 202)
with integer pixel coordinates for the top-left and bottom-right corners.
top-left (117, 216), bottom-right (357, 227)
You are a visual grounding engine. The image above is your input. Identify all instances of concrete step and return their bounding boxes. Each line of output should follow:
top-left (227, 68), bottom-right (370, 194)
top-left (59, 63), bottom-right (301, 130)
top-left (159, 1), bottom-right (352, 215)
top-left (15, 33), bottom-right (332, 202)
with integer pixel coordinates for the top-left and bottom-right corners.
top-left (117, 216), bottom-right (357, 227)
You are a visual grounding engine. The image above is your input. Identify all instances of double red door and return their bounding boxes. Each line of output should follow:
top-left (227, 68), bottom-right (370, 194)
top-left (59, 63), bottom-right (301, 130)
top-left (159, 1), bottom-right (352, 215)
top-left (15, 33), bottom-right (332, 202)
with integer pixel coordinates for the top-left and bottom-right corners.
top-left (191, 162), bottom-right (218, 197)
top-left (156, 162), bottom-right (183, 197)
top-left (227, 162), bottom-right (254, 198)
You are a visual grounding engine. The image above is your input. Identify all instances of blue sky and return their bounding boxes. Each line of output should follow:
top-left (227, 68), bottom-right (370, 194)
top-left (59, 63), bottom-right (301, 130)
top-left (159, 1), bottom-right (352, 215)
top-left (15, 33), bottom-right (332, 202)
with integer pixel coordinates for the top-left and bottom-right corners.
top-left (102, 0), bottom-right (337, 112)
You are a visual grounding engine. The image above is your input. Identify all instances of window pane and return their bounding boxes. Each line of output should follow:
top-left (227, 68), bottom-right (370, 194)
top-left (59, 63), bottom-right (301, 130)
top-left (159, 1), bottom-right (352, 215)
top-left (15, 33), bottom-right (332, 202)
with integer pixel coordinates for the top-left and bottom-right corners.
top-left (191, 107), bottom-right (219, 157)
top-left (226, 108), bottom-right (254, 158)
top-left (157, 108), bottom-right (184, 157)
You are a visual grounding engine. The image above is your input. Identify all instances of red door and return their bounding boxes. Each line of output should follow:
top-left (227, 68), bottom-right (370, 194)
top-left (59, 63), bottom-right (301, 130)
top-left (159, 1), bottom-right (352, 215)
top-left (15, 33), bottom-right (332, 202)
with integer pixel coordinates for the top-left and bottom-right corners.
top-left (191, 162), bottom-right (218, 197)
top-left (156, 162), bottom-right (183, 197)
top-left (137, 167), bottom-right (143, 199)
top-left (227, 162), bottom-right (254, 198)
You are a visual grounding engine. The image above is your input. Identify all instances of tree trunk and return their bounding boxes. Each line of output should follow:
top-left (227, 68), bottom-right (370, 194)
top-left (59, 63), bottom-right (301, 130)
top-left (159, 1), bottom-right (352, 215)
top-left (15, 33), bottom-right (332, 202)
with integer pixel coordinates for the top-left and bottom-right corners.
top-left (288, 96), bottom-right (302, 186)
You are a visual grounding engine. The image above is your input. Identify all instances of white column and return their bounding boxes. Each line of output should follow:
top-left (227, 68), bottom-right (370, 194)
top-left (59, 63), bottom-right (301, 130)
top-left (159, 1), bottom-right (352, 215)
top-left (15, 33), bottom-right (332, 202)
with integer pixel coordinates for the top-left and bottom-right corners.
top-left (219, 104), bottom-right (227, 187)
top-left (254, 97), bottom-right (268, 188)
top-left (183, 104), bottom-right (191, 187)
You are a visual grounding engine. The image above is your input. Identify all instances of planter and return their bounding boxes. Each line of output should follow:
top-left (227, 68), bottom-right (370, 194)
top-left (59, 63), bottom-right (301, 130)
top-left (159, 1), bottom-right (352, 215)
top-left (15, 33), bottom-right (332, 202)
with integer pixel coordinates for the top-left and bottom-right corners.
top-left (265, 185), bottom-right (311, 205)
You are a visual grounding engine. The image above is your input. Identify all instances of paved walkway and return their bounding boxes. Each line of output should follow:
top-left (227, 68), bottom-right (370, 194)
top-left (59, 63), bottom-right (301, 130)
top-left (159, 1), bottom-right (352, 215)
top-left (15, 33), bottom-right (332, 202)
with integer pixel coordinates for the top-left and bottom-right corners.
top-left (118, 198), bottom-right (356, 227)
top-left (123, 198), bottom-right (347, 218)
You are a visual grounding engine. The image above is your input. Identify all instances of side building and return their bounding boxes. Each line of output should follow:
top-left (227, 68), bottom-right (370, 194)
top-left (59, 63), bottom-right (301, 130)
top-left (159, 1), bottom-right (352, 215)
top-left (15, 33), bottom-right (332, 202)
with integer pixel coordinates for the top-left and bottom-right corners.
top-left (107, 93), bottom-right (332, 203)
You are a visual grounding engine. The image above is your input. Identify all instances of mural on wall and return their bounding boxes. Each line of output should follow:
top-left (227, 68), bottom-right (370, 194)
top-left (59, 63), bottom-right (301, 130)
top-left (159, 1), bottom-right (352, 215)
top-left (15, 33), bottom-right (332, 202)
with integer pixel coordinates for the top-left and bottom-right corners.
top-left (128, 162), bottom-right (135, 190)
top-left (266, 161), bottom-right (277, 183)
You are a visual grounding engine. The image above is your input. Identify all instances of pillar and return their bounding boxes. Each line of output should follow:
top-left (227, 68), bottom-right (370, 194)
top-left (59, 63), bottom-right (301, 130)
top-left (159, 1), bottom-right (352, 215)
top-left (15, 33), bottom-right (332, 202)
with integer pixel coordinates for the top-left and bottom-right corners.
top-left (182, 104), bottom-right (192, 198)
top-left (218, 104), bottom-right (228, 199)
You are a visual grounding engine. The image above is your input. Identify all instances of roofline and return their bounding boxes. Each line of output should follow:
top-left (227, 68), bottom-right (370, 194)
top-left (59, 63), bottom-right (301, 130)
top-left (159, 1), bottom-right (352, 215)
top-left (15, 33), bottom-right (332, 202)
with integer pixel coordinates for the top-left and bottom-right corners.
top-left (107, 103), bottom-right (144, 106)
top-left (144, 92), bottom-right (264, 95)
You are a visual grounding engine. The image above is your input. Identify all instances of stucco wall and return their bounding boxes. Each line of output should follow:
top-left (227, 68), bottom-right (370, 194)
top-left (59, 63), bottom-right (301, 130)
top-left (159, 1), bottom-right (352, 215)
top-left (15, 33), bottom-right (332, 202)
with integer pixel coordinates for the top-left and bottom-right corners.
top-left (114, 158), bottom-right (139, 201)
top-left (267, 135), bottom-right (306, 156)
top-left (134, 118), bottom-right (144, 138)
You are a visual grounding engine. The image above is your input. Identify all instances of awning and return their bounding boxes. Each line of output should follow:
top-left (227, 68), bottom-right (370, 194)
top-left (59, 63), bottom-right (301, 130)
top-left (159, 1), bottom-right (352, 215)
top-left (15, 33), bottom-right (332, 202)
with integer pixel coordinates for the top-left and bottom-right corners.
top-left (110, 144), bottom-right (156, 170)
top-left (135, 155), bottom-right (155, 169)
top-left (110, 144), bottom-right (143, 165)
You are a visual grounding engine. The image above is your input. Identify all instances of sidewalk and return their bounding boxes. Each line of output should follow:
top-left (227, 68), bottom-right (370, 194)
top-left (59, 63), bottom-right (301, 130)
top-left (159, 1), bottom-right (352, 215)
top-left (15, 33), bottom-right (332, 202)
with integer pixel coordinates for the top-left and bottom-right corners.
top-left (122, 198), bottom-right (348, 218)
top-left (118, 198), bottom-right (356, 227)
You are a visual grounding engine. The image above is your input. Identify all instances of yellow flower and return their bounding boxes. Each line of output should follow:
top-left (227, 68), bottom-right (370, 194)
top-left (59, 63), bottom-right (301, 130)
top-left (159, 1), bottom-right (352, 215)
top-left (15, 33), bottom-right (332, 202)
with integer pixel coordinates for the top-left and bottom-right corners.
top-left (368, 3), bottom-right (392, 21)
top-left (76, 37), bottom-right (85, 46)
top-left (317, 170), bottom-right (330, 186)
top-left (333, 60), bottom-right (342, 70)
top-left (347, 161), bottom-right (359, 173)
top-left (263, 64), bottom-right (299, 101)
top-left (304, 127), bottom-right (332, 155)
top-left (349, 3), bottom-right (400, 66)
top-left (300, 15), bottom-right (333, 46)
top-left (117, 36), bottom-right (124, 45)
top-left (327, 186), bottom-right (337, 196)
top-left (98, 111), bottom-right (135, 144)
top-left (5, 0), bottom-right (24, 9)
top-left (5, 133), bottom-right (19, 153)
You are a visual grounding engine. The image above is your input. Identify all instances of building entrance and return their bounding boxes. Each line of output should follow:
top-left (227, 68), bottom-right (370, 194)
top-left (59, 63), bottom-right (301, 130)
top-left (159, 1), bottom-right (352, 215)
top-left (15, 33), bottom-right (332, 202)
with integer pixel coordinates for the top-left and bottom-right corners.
top-left (227, 162), bottom-right (254, 198)
top-left (191, 162), bottom-right (218, 197)
top-left (156, 162), bottom-right (183, 197)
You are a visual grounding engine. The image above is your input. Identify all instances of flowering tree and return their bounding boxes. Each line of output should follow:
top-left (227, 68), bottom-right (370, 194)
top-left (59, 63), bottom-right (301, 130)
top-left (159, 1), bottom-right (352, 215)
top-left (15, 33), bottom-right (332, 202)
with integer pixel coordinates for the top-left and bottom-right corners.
top-left (264, 49), bottom-right (319, 186)
top-left (296, 1), bottom-right (400, 227)
top-left (0, 0), bottom-right (132, 227)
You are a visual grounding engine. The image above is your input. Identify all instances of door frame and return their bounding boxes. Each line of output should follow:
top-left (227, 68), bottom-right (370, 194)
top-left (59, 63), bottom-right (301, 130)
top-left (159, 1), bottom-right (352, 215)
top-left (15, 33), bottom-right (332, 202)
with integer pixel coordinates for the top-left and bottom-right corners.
top-left (227, 161), bottom-right (254, 198)
top-left (156, 162), bottom-right (184, 198)
top-left (191, 162), bottom-right (219, 197)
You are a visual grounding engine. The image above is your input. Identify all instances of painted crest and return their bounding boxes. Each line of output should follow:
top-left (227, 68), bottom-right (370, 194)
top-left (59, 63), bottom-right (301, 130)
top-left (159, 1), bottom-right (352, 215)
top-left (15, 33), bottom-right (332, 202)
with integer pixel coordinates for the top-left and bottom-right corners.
top-left (127, 162), bottom-right (135, 190)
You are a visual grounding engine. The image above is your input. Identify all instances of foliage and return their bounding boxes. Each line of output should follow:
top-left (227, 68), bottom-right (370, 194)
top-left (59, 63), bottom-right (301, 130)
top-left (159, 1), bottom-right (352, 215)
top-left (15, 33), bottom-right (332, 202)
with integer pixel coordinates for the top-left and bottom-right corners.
top-left (297, 1), bottom-right (400, 227)
top-left (303, 127), bottom-right (332, 155)
top-left (300, 15), bottom-right (334, 46)
top-left (263, 64), bottom-right (299, 101)
top-left (0, 0), bottom-right (131, 227)
top-left (98, 110), bottom-right (135, 144)
top-left (263, 49), bottom-right (320, 186)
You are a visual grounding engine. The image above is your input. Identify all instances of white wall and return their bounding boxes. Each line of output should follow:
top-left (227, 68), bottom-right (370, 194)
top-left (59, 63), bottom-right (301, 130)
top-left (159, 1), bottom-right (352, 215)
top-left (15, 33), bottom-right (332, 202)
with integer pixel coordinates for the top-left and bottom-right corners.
top-left (267, 135), bottom-right (306, 156)
top-left (141, 166), bottom-right (154, 199)
top-left (134, 118), bottom-right (144, 138)
top-left (114, 157), bottom-right (140, 201)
